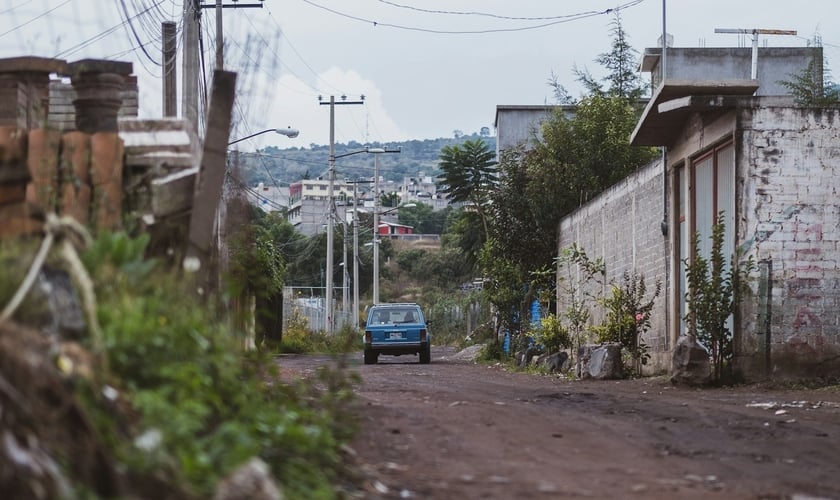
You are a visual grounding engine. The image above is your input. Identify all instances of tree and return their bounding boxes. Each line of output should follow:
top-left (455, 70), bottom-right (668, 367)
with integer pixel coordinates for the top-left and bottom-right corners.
top-left (397, 203), bottom-right (448, 234)
top-left (779, 54), bottom-right (840, 106)
top-left (489, 95), bottom-right (658, 277)
top-left (548, 12), bottom-right (646, 103)
top-left (436, 138), bottom-right (498, 239)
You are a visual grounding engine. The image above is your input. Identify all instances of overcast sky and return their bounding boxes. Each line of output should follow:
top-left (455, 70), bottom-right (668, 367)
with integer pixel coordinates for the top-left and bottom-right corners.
top-left (1, 0), bottom-right (838, 149)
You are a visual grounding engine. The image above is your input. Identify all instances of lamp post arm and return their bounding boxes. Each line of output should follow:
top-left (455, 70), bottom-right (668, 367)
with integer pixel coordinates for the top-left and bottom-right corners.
top-left (228, 127), bottom-right (299, 146)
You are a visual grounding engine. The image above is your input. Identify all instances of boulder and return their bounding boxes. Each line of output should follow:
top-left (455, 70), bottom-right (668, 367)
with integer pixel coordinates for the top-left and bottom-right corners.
top-left (670, 335), bottom-right (711, 386)
top-left (541, 352), bottom-right (570, 373)
top-left (577, 343), bottom-right (623, 380)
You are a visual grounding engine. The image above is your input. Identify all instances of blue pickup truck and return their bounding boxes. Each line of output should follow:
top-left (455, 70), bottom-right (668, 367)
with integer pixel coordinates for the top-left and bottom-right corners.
top-left (363, 303), bottom-right (431, 364)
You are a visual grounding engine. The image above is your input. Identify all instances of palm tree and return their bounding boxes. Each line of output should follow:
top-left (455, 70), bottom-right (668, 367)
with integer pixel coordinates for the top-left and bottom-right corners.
top-left (436, 138), bottom-right (498, 238)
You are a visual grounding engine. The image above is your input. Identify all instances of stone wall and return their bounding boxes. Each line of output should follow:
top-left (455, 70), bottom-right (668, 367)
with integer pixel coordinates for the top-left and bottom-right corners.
top-left (737, 106), bottom-right (840, 378)
top-left (558, 159), bottom-right (670, 373)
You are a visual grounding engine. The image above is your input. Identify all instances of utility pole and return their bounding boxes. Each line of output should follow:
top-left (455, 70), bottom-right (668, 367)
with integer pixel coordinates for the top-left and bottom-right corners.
top-left (342, 212), bottom-right (348, 317)
top-left (216, 0), bottom-right (223, 69)
top-left (371, 148), bottom-right (401, 305)
top-left (348, 178), bottom-right (373, 328)
top-left (714, 28), bottom-right (797, 79)
top-left (320, 95), bottom-right (364, 334)
top-left (353, 181), bottom-right (360, 328)
top-left (188, 0), bottom-right (264, 129)
top-left (162, 21), bottom-right (177, 117)
top-left (182, 0), bottom-right (200, 133)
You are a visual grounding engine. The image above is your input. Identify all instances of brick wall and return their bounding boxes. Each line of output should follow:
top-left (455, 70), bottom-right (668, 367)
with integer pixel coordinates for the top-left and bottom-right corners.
top-left (558, 159), bottom-right (671, 373)
top-left (738, 106), bottom-right (840, 378)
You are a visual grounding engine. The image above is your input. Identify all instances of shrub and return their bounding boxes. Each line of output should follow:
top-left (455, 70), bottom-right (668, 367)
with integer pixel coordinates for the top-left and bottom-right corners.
top-left (684, 213), bottom-right (754, 383)
top-left (79, 232), bottom-right (354, 498)
top-left (593, 271), bottom-right (661, 375)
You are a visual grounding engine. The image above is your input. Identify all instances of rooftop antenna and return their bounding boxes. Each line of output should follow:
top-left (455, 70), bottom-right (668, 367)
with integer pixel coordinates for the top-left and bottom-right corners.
top-left (714, 28), bottom-right (797, 79)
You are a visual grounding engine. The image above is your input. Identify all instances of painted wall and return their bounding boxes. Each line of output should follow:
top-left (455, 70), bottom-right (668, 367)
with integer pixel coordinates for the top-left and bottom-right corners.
top-left (737, 105), bottom-right (840, 378)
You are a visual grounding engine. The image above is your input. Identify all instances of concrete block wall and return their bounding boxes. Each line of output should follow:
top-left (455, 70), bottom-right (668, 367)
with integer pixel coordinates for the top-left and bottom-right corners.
top-left (738, 106), bottom-right (840, 378)
top-left (558, 159), bottom-right (670, 373)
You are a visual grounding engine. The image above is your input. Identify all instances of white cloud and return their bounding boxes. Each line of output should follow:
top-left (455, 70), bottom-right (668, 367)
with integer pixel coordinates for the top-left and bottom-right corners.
top-left (232, 66), bottom-right (408, 149)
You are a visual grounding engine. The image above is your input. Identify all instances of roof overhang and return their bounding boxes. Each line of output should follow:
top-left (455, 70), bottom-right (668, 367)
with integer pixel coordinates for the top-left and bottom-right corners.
top-left (630, 79), bottom-right (759, 146)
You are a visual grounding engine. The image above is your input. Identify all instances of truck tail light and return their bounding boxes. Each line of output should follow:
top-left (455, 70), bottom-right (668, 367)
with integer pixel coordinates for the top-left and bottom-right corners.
top-left (364, 331), bottom-right (371, 343)
top-left (420, 329), bottom-right (427, 342)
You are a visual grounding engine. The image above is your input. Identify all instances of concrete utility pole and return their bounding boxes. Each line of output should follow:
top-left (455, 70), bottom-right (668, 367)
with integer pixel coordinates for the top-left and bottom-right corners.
top-left (184, 0), bottom-right (264, 131)
top-left (320, 95), bottom-right (364, 334)
top-left (162, 21), bottom-right (177, 117)
top-left (714, 28), bottom-right (797, 79)
top-left (348, 178), bottom-right (373, 328)
top-left (216, 0), bottom-right (223, 69)
top-left (370, 148), bottom-right (401, 304)
top-left (182, 0), bottom-right (200, 132)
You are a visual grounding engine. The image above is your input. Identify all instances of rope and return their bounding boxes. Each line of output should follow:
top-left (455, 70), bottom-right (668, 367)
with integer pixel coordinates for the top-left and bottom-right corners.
top-left (0, 214), bottom-right (104, 369)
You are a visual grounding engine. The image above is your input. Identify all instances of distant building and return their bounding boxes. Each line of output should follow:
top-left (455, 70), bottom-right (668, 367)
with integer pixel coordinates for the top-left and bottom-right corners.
top-left (493, 104), bottom-right (575, 158)
top-left (244, 182), bottom-right (289, 213)
top-left (287, 178), bottom-right (354, 236)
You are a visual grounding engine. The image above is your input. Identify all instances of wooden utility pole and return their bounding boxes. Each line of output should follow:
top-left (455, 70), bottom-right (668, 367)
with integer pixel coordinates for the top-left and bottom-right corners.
top-left (162, 21), bottom-right (177, 117)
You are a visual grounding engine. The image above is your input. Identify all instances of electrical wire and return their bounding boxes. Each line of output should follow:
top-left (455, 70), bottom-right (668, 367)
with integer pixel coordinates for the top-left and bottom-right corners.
top-left (299, 0), bottom-right (646, 35)
top-left (0, 0), bottom-right (70, 39)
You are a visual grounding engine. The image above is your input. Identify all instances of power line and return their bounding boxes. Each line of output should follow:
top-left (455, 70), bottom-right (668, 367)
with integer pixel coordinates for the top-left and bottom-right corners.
top-left (0, 0), bottom-right (70, 39)
top-left (299, 0), bottom-right (646, 35)
top-left (375, 0), bottom-right (620, 21)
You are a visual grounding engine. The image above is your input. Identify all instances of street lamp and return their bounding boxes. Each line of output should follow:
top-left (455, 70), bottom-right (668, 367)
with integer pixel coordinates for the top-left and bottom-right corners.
top-left (227, 127), bottom-right (299, 146)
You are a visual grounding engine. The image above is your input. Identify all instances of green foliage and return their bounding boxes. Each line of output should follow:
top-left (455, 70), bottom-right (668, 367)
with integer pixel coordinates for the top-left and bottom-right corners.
top-left (778, 50), bottom-right (840, 106)
top-left (476, 341), bottom-right (505, 362)
top-left (397, 203), bottom-right (449, 234)
top-left (396, 248), bottom-right (427, 274)
top-left (532, 314), bottom-right (571, 354)
top-left (437, 138), bottom-right (498, 240)
top-left (488, 147), bottom-right (557, 270)
top-left (549, 11), bottom-right (647, 102)
top-left (683, 213), bottom-right (754, 383)
top-left (556, 245), bottom-right (605, 357)
top-left (477, 239), bottom-right (529, 335)
top-left (592, 271), bottom-right (661, 374)
top-left (281, 323), bottom-right (361, 355)
top-left (81, 232), bottom-right (355, 499)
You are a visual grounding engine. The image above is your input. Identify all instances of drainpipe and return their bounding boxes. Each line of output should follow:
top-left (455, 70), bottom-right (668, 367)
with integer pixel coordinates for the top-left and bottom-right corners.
top-left (660, 0), bottom-right (668, 237)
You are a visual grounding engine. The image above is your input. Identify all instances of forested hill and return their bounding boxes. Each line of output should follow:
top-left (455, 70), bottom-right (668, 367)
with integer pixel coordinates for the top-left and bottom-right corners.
top-left (235, 133), bottom-right (496, 187)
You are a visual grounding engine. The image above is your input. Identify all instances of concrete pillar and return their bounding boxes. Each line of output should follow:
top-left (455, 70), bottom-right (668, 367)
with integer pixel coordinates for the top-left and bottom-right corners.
top-left (69, 59), bottom-right (133, 133)
top-left (0, 57), bottom-right (68, 129)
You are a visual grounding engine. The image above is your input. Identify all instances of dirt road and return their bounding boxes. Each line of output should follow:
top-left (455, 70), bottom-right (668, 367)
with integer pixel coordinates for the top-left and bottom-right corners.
top-left (277, 346), bottom-right (840, 499)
